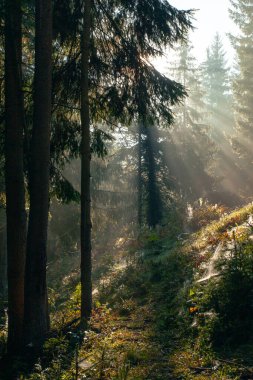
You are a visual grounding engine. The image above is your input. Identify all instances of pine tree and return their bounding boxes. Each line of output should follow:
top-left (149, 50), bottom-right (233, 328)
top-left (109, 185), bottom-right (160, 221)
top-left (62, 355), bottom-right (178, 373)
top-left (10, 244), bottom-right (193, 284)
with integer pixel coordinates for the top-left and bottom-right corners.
top-left (136, 72), bottom-right (163, 228)
top-left (229, 0), bottom-right (253, 193)
top-left (4, 0), bottom-right (27, 353)
top-left (202, 33), bottom-right (242, 199)
top-left (202, 33), bottom-right (230, 115)
top-left (53, 0), bottom-right (193, 314)
top-left (24, 0), bottom-right (52, 347)
top-left (80, 0), bottom-right (92, 322)
top-left (166, 42), bottom-right (216, 201)
top-left (2, 0), bottom-right (192, 335)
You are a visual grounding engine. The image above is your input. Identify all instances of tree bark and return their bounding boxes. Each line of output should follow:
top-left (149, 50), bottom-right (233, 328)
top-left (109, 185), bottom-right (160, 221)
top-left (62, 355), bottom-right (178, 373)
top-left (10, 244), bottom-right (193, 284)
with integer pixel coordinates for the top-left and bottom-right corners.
top-left (0, 222), bottom-right (7, 299)
top-left (145, 126), bottom-right (162, 228)
top-left (24, 0), bottom-right (52, 347)
top-left (4, 0), bottom-right (27, 354)
top-left (137, 122), bottom-right (143, 227)
top-left (80, 0), bottom-right (92, 321)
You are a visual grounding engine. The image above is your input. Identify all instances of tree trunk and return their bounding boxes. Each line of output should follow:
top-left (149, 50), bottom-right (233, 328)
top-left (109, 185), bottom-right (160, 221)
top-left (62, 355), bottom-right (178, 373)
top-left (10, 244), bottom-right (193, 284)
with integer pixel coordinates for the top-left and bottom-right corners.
top-left (145, 125), bottom-right (162, 228)
top-left (80, 0), bottom-right (92, 321)
top-left (4, 0), bottom-right (27, 353)
top-left (137, 122), bottom-right (143, 227)
top-left (0, 222), bottom-right (7, 299)
top-left (24, 0), bottom-right (52, 347)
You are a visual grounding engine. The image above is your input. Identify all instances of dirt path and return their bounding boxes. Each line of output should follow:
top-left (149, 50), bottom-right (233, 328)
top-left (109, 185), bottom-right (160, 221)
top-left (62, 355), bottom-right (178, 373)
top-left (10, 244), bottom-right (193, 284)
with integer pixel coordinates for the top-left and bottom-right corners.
top-left (77, 305), bottom-right (174, 379)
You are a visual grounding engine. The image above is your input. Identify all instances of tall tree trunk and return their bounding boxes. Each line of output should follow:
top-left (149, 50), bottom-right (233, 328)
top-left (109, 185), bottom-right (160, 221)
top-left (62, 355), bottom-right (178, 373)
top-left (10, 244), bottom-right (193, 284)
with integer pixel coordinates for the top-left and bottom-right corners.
top-left (0, 222), bottom-right (7, 299)
top-left (24, 0), bottom-right (52, 347)
top-left (80, 0), bottom-right (92, 321)
top-left (137, 122), bottom-right (143, 227)
top-left (4, 0), bottom-right (27, 353)
top-left (144, 125), bottom-right (162, 228)
top-left (136, 67), bottom-right (145, 229)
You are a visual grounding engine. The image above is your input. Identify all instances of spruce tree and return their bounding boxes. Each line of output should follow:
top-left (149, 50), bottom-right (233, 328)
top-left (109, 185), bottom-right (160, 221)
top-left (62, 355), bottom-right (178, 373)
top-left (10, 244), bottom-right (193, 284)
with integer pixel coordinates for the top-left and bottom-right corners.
top-left (80, 0), bottom-right (92, 321)
top-left (1, 0), bottom-right (193, 339)
top-left (202, 33), bottom-right (242, 199)
top-left (165, 41), bottom-right (215, 201)
top-left (52, 0), bottom-right (193, 314)
top-left (202, 33), bottom-right (230, 115)
top-left (4, 0), bottom-right (27, 353)
top-left (229, 0), bottom-right (253, 193)
top-left (24, 0), bottom-right (52, 347)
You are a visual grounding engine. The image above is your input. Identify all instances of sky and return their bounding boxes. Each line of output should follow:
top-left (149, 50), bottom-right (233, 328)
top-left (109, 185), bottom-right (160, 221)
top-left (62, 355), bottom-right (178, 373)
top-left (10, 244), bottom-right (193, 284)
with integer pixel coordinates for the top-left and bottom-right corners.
top-left (155, 0), bottom-right (237, 72)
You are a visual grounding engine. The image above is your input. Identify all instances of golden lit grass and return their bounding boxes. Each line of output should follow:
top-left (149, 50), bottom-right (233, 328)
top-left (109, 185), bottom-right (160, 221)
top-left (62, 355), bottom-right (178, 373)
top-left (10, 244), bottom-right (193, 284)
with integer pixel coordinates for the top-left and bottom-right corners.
top-left (80, 203), bottom-right (253, 380)
top-left (31, 203), bottom-right (253, 380)
top-left (76, 304), bottom-right (173, 379)
top-left (190, 203), bottom-right (253, 251)
top-left (169, 347), bottom-right (241, 380)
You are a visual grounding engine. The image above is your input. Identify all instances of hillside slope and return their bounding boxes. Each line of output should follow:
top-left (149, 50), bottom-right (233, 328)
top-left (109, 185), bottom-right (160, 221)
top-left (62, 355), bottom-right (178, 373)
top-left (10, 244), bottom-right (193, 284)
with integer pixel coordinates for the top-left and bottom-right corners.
top-left (3, 203), bottom-right (253, 379)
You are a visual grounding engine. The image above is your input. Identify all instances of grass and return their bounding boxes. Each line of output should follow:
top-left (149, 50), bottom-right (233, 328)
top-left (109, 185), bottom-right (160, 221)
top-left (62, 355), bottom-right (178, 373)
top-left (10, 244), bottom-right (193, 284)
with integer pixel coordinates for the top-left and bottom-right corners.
top-left (3, 202), bottom-right (253, 379)
top-left (191, 203), bottom-right (253, 250)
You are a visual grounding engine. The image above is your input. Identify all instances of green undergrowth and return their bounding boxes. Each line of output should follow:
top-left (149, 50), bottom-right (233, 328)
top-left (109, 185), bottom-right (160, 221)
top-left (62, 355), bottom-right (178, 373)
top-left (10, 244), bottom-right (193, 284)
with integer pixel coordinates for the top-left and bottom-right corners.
top-left (97, 202), bottom-right (253, 379)
top-left (3, 202), bottom-right (253, 379)
top-left (191, 202), bottom-right (253, 249)
top-left (170, 202), bottom-right (253, 379)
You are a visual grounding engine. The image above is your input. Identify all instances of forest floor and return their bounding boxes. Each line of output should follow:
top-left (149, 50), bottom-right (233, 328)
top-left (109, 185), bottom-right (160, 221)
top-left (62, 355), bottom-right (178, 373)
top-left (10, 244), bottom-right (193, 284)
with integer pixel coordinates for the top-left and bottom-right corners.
top-left (78, 202), bottom-right (253, 380)
top-left (75, 302), bottom-right (253, 380)
top-left (75, 304), bottom-right (175, 379)
top-left (80, 307), bottom-right (253, 380)
top-left (2, 203), bottom-right (253, 379)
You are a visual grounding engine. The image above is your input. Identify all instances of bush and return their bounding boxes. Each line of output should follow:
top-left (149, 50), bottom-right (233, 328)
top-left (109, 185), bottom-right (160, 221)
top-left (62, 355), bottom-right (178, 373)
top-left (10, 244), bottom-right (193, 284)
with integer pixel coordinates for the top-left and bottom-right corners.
top-left (198, 238), bottom-right (253, 348)
top-left (188, 200), bottom-right (227, 231)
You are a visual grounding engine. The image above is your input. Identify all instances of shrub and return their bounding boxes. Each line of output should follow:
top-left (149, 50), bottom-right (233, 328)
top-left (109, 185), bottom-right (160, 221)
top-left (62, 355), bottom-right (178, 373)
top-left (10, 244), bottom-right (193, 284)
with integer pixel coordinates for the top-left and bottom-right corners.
top-left (198, 238), bottom-right (253, 348)
top-left (189, 200), bottom-right (227, 231)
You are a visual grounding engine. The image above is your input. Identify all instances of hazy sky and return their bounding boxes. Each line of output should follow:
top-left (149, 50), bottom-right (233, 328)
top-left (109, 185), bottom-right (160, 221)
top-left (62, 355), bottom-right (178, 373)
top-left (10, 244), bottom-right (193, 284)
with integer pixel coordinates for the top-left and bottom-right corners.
top-left (155, 0), bottom-right (237, 72)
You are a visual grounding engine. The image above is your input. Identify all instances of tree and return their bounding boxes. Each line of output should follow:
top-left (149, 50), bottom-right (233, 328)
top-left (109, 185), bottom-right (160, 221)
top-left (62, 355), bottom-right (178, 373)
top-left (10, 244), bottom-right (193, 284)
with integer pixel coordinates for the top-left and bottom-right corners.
top-left (24, 0), bottom-right (52, 347)
top-left (0, 214), bottom-right (7, 299)
top-left (77, 0), bottom-right (192, 313)
top-left (4, 0), bottom-right (27, 353)
top-left (24, 0), bottom-right (192, 323)
top-left (136, 74), bottom-right (163, 228)
top-left (202, 33), bottom-right (243, 199)
top-left (137, 123), bottom-right (143, 227)
top-left (202, 33), bottom-right (230, 116)
top-left (137, 121), bottom-right (163, 228)
top-left (229, 0), bottom-right (253, 194)
top-left (80, 0), bottom-right (92, 321)
top-left (165, 41), bottom-right (216, 201)
top-left (144, 126), bottom-right (163, 227)
top-left (0, 0), bottom-right (193, 351)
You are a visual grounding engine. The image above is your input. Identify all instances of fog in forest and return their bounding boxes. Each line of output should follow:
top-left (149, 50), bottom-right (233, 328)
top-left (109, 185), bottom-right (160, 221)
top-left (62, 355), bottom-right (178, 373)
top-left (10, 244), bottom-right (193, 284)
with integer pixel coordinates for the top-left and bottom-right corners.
top-left (1, 0), bottom-right (253, 378)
